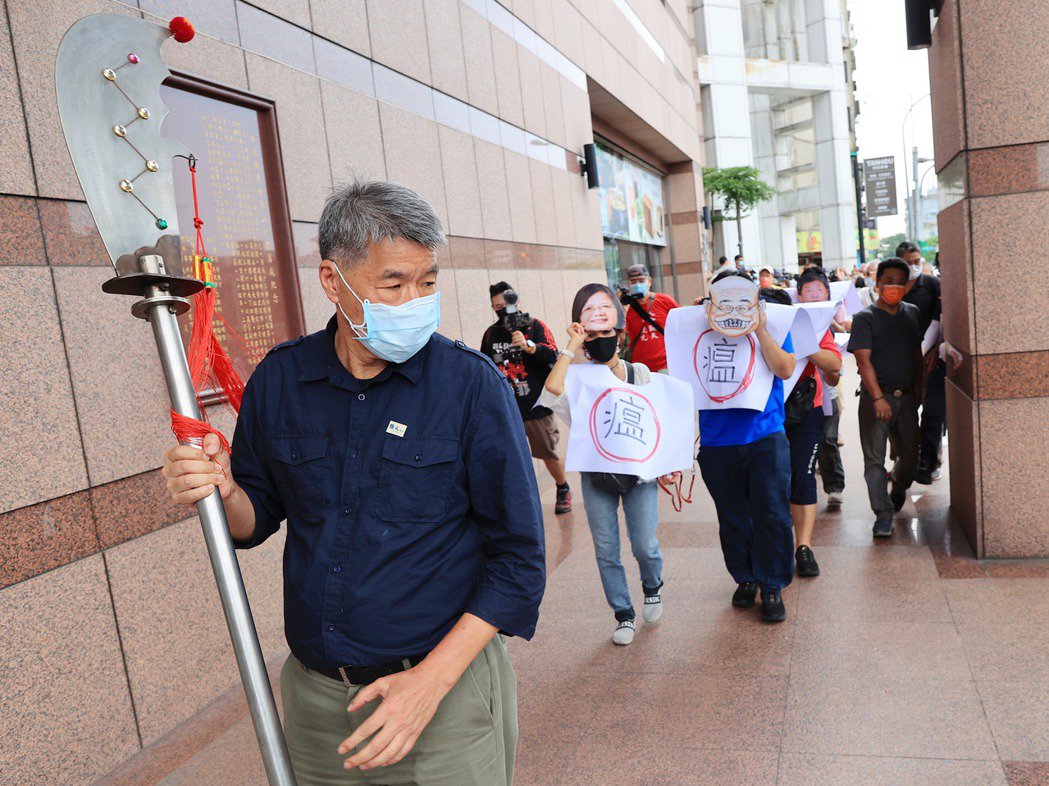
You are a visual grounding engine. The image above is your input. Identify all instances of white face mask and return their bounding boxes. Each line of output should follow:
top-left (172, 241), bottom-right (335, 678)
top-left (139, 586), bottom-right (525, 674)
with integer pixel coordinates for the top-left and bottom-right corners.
top-left (909, 263), bottom-right (923, 280)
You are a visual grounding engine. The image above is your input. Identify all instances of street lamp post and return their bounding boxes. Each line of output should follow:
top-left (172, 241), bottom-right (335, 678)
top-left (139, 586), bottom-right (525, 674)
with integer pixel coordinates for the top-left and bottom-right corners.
top-left (901, 94), bottom-right (930, 240)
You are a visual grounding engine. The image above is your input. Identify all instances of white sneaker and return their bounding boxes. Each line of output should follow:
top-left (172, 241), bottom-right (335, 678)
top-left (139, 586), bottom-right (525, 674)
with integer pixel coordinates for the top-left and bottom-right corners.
top-left (643, 594), bottom-right (663, 623)
top-left (827, 492), bottom-right (843, 506)
top-left (612, 620), bottom-right (636, 645)
top-left (931, 468), bottom-right (942, 481)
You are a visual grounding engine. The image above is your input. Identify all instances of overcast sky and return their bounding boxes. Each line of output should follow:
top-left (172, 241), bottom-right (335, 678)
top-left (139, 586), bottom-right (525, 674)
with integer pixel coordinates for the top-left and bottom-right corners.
top-left (847, 0), bottom-right (934, 238)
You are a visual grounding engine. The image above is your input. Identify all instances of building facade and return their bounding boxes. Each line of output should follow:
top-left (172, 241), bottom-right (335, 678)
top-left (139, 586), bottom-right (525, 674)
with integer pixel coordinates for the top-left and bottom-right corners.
top-left (0, 1), bottom-right (707, 781)
top-left (927, 0), bottom-right (1049, 560)
top-left (693, 0), bottom-right (860, 273)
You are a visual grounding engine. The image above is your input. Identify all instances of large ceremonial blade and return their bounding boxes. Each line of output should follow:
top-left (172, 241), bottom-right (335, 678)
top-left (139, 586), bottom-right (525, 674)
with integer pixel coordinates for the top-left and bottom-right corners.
top-left (56, 15), bottom-right (296, 785)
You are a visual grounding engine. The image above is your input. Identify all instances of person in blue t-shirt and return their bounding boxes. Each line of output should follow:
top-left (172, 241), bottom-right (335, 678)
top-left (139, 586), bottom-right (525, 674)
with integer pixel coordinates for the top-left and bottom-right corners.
top-left (696, 273), bottom-right (797, 623)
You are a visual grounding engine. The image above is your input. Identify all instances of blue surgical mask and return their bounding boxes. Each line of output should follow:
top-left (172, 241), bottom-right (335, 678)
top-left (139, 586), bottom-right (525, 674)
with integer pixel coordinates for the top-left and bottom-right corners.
top-left (629, 281), bottom-right (650, 297)
top-left (332, 265), bottom-right (441, 364)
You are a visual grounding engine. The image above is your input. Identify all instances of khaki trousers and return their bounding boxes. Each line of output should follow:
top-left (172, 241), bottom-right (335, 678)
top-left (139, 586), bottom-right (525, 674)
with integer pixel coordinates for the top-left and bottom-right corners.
top-left (280, 636), bottom-right (518, 786)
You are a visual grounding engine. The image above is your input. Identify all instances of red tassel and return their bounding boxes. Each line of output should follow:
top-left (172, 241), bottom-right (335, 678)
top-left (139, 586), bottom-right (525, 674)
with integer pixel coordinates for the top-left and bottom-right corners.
top-left (169, 16), bottom-right (196, 43)
top-left (171, 409), bottom-right (231, 455)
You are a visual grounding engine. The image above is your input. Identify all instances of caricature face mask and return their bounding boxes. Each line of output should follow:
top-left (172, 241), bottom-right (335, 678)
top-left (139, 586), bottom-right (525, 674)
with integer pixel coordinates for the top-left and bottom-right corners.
top-left (705, 275), bottom-right (763, 337)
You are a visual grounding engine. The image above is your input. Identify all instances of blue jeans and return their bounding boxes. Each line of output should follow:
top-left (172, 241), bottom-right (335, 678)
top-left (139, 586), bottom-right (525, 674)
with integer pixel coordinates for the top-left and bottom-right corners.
top-left (579, 474), bottom-right (663, 622)
top-left (698, 432), bottom-right (794, 594)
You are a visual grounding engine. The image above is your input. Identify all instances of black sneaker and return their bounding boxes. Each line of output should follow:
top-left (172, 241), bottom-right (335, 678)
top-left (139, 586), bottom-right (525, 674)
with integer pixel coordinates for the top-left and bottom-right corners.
top-left (872, 516), bottom-right (894, 537)
top-left (890, 486), bottom-right (907, 512)
top-left (914, 466), bottom-right (933, 485)
top-left (760, 591), bottom-right (786, 623)
top-left (555, 484), bottom-right (572, 514)
top-left (731, 582), bottom-right (758, 608)
top-left (795, 545), bottom-right (820, 577)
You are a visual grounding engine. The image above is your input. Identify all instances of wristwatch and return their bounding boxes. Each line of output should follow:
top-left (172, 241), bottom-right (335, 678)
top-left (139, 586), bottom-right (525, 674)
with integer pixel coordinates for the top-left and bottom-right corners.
top-left (526, 339), bottom-right (536, 350)
top-left (559, 349), bottom-right (575, 360)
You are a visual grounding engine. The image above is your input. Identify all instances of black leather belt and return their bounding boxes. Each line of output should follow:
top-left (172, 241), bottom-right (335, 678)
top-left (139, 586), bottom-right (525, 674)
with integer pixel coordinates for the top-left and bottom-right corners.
top-left (314, 654), bottom-right (428, 687)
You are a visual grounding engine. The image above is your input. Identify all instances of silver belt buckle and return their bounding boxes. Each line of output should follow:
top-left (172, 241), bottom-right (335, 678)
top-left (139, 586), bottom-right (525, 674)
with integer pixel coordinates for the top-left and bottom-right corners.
top-left (893, 389), bottom-right (903, 398)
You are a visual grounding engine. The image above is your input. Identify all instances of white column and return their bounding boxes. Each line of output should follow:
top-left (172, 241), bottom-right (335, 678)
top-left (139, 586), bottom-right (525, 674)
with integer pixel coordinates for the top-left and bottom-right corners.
top-left (694, 0), bottom-right (763, 263)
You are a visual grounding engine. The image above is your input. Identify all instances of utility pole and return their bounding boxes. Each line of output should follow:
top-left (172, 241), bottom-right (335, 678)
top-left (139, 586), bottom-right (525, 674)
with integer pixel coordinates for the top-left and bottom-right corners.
top-left (911, 146), bottom-right (920, 241)
top-left (851, 150), bottom-right (865, 266)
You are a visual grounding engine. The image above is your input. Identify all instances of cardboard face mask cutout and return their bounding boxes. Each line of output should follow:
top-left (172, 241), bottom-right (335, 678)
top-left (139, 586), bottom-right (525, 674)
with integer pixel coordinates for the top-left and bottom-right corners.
top-left (705, 276), bottom-right (763, 337)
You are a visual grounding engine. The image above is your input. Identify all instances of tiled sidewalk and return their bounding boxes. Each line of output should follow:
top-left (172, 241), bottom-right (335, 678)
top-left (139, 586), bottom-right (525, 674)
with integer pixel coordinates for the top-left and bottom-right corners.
top-left (104, 363), bottom-right (1049, 785)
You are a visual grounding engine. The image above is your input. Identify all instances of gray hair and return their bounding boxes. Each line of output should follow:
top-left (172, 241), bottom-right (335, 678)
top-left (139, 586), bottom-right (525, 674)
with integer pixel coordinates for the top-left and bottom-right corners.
top-left (318, 180), bottom-right (446, 267)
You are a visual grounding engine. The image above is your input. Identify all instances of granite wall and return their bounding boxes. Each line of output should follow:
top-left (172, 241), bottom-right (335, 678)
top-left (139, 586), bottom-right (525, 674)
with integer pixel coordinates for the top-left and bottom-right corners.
top-left (929, 0), bottom-right (1049, 558)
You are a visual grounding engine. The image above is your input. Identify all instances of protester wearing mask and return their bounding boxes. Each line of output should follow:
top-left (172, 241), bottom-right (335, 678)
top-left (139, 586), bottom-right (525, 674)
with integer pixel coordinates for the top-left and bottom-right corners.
top-left (540, 284), bottom-right (667, 646)
top-left (790, 270), bottom-right (844, 575)
top-left (896, 241), bottom-right (946, 485)
top-left (848, 258), bottom-right (924, 537)
top-left (481, 282), bottom-right (572, 513)
top-left (697, 273), bottom-right (797, 623)
top-left (622, 264), bottom-right (679, 373)
top-left (159, 181), bottom-right (545, 784)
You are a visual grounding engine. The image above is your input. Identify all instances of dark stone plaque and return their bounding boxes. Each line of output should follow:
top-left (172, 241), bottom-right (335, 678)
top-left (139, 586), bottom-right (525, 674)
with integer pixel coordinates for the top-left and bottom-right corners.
top-left (160, 77), bottom-right (304, 379)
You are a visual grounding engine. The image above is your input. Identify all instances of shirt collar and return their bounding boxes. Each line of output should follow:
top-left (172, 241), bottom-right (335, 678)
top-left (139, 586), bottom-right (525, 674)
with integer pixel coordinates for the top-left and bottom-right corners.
top-left (298, 314), bottom-right (426, 386)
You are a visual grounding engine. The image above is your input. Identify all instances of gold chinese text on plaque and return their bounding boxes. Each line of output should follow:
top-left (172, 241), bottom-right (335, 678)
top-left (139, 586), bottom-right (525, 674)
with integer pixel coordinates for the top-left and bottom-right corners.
top-left (161, 77), bottom-right (304, 389)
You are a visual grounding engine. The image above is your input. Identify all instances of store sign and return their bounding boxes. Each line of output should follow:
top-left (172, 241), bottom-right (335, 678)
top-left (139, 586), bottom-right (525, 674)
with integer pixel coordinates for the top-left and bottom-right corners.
top-left (596, 145), bottom-right (667, 247)
top-left (863, 156), bottom-right (898, 218)
top-left (797, 230), bottom-right (822, 253)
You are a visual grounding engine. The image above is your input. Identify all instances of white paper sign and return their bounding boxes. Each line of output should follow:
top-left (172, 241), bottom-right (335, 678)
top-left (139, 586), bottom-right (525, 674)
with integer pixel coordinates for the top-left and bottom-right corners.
top-left (786, 280), bottom-right (862, 316)
top-left (564, 365), bottom-right (694, 480)
top-left (666, 303), bottom-right (796, 412)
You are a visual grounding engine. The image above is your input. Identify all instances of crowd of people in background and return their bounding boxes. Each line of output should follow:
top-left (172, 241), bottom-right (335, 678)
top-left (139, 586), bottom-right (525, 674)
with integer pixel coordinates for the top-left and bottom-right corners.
top-left (483, 241), bottom-right (946, 638)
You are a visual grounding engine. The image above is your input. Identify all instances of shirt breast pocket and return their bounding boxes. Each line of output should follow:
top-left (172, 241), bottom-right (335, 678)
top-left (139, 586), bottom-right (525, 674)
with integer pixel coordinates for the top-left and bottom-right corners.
top-left (271, 436), bottom-right (329, 521)
top-left (376, 437), bottom-right (459, 523)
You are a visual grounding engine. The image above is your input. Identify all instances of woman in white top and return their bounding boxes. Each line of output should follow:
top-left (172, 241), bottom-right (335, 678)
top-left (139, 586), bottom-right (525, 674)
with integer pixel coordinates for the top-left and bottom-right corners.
top-left (539, 284), bottom-right (664, 646)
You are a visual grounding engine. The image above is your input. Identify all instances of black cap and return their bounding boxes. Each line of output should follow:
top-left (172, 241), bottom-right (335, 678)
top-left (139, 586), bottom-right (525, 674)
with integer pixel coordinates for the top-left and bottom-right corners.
top-left (626, 264), bottom-right (649, 278)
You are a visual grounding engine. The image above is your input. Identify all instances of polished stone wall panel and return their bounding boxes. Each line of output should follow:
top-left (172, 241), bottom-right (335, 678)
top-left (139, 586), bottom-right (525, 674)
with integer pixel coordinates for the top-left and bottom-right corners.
top-left (0, 267), bottom-right (88, 513)
top-left (366, 0), bottom-right (431, 84)
top-left (52, 266), bottom-right (172, 487)
top-left (245, 53), bottom-right (332, 222)
top-left (979, 396), bottom-right (1049, 558)
top-left (7, 0), bottom-right (141, 200)
top-left (321, 82), bottom-right (387, 185)
top-left (0, 555), bottom-right (140, 784)
top-left (969, 190), bottom-right (1049, 355)
top-left (0, 489), bottom-right (97, 589)
top-left (936, 199), bottom-right (973, 356)
top-left (929, 0), bottom-right (965, 171)
top-left (0, 195), bottom-right (45, 265)
top-left (379, 104), bottom-right (449, 229)
top-left (438, 125), bottom-right (484, 238)
top-left (106, 518), bottom-right (287, 744)
top-left (959, 0), bottom-right (1049, 151)
top-left (424, 0), bottom-right (469, 100)
top-left (945, 379), bottom-right (980, 555)
top-left (37, 199), bottom-right (108, 266)
top-left (309, 0), bottom-right (371, 56)
top-left (0, 12), bottom-right (36, 196)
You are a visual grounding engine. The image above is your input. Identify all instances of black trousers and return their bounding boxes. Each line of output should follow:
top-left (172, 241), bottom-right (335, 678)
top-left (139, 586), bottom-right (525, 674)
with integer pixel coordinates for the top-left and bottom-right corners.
top-left (920, 360), bottom-right (947, 469)
top-left (818, 397), bottom-right (845, 494)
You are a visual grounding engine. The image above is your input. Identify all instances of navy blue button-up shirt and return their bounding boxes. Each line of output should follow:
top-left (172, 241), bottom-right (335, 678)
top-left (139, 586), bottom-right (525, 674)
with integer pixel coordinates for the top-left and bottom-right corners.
top-left (231, 316), bottom-right (546, 669)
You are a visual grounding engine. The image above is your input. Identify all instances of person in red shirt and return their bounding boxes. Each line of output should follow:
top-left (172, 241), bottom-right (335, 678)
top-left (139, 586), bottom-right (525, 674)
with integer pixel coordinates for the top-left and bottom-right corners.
top-left (622, 264), bottom-right (679, 372)
top-left (786, 269), bottom-right (843, 578)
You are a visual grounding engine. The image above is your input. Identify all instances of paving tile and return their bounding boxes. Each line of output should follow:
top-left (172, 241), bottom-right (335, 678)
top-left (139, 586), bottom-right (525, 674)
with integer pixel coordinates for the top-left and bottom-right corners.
top-left (943, 578), bottom-right (1049, 628)
top-left (957, 623), bottom-right (1049, 683)
top-left (977, 680), bottom-right (1049, 761)
top-left (782, 675), bottom-right (998, 760)
top-left (789, 620), bottom-right (971, 683)
top-left (795, 576), bottom-right (953, 624)
top-left (1003, 761), bottom-right (1049, 786)
top-left (778, 753), bottom-right (1007, 785)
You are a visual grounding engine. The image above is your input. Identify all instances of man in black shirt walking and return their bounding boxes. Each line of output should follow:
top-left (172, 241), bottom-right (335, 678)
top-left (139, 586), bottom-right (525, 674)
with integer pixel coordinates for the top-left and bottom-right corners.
top-left (848, 258), bottom-right (925, 537)
top-left (896, 241), bottom-right (946, 484)
top-left (481, 282), bottom-right (572, 513)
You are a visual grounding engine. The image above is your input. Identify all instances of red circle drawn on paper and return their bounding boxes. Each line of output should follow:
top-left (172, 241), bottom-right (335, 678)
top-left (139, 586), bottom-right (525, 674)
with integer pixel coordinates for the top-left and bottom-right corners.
top-left (692, 329), bottom-right (757, 404)
top-left (588, 386), bottom-right (661, 463)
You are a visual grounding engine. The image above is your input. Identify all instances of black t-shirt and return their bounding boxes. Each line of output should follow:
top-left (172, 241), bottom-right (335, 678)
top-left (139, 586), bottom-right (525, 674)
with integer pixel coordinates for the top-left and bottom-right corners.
top-left (480, 317), bottom-right (558, 420)
top-left (903, 273), bottom-right (942, 335)
top-left (847, 302), bottom-right (922, 389)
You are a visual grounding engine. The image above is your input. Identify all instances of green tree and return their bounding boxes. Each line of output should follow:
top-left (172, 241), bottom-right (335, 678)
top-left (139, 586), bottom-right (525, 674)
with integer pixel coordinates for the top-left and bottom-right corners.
top-left (701, 166), bottom-right (776, 259)
top-left (877, 232), bottom-right (907, 259)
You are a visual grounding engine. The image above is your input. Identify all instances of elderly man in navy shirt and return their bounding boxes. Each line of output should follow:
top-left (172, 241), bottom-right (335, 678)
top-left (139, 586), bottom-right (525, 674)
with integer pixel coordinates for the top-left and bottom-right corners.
top-left (161, 180), bottom-right (546, 785)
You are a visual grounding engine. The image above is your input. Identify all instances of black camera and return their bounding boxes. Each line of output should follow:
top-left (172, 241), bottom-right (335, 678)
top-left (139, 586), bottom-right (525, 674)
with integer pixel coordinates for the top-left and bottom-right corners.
top-left (501, 289), bottom-right (532, 334)
top-left (617, 284), bottom-right (640, 305)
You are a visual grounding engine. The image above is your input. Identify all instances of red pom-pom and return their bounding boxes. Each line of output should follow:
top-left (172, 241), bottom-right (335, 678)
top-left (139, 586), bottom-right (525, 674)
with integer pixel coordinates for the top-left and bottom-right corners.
top-left (169, 16), bottom-right (195, 43)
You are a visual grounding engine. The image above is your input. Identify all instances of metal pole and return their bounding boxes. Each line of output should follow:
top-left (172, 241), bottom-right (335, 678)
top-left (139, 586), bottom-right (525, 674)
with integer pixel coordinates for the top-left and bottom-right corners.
top-left (912, 145), bottom-right (920, 241)
top-left (852, 152), bottom-right (865, 267)
top-left (139, 258), bottom-right (296, 786)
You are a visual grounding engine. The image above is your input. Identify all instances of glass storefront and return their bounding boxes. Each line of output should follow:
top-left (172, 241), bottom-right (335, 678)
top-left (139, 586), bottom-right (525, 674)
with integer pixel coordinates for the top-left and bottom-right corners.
top-left (594, 139), bottom-right (671, 294)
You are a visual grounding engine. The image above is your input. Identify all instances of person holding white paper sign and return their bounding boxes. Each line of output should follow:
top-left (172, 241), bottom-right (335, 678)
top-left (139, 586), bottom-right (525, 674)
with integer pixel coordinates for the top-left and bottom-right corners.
top-left (685, 272), bottom-right (797, 623)
top-left (540, 284), bottom-right (669, 646)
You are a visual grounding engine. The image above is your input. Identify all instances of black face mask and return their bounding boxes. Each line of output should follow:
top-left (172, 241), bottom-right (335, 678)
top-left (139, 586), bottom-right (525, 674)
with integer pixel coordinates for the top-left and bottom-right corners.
top-left (495, 307), bottom-right (508, 321)
top-left (584, 335), bottom-right (619, 363)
